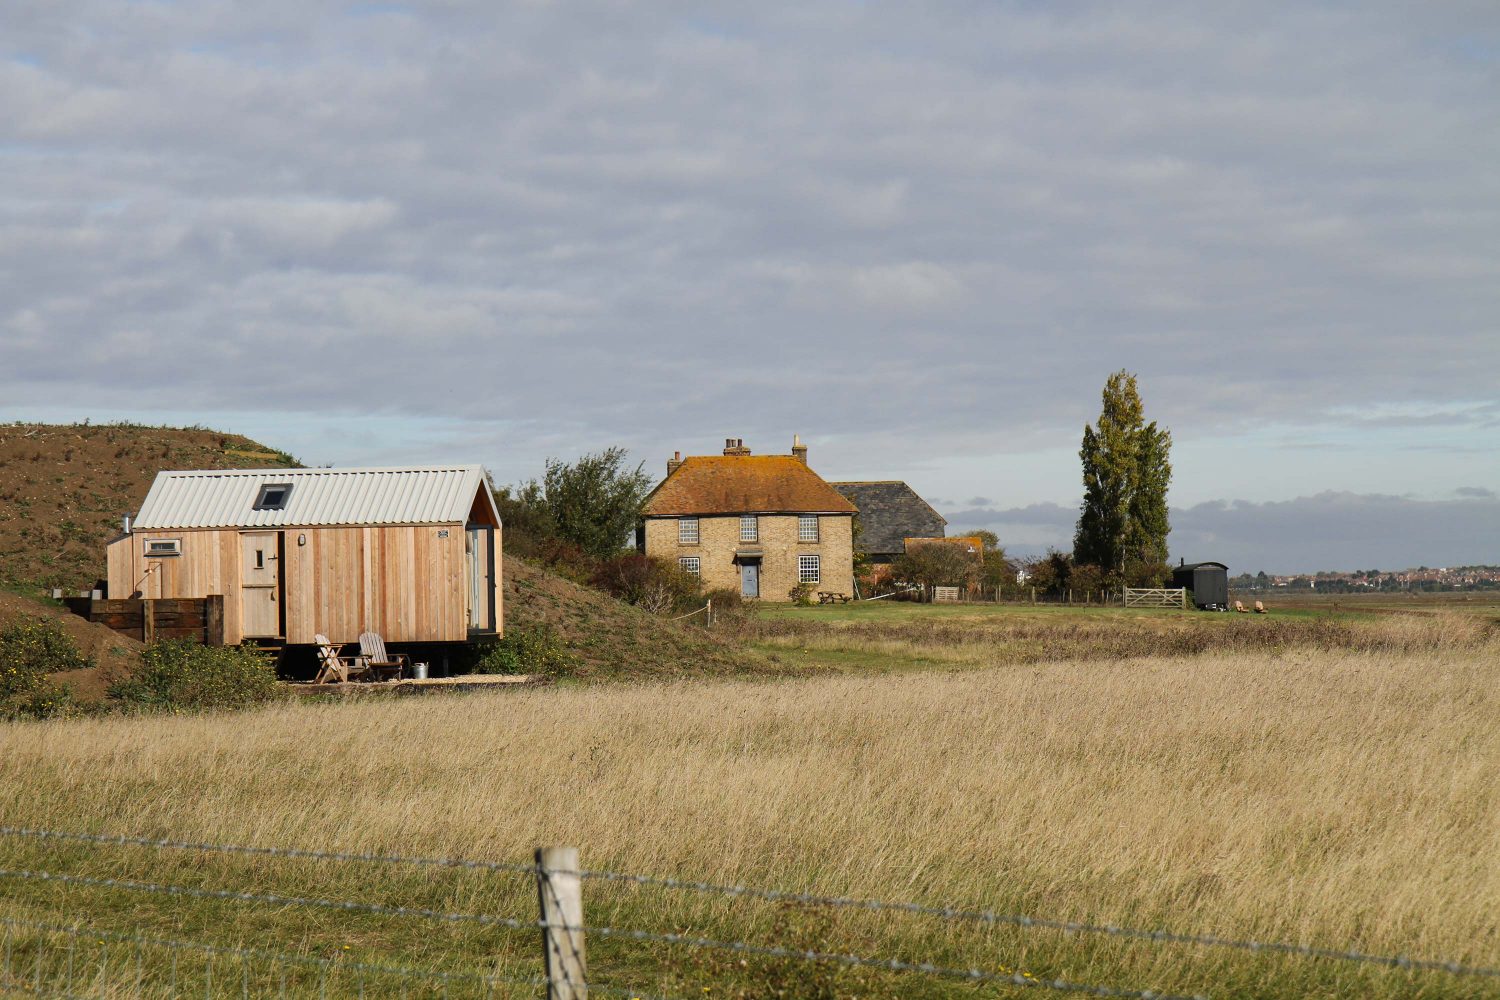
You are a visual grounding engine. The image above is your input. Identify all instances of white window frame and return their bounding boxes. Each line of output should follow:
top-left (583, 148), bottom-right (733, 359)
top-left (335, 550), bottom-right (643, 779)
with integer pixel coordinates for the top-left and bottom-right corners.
top-left (678, 517), bottom-right (699, 544)
top-left (739, 515), bottom-right (759, 542)
top-left (798, 514), bottom-right (820, 542)
top-left (678, 556), bottom-right (701, 577)
top-left (798, 554), bottom-right (820, 583)
top-left (144, 538), bottom-right (182, 558)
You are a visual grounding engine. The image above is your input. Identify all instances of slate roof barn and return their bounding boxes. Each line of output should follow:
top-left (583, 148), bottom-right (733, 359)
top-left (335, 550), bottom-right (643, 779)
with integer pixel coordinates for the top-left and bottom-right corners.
top-left (830, 481), bottom-right (947, 562)
top-left (108, 466), bottom-right (502, 646)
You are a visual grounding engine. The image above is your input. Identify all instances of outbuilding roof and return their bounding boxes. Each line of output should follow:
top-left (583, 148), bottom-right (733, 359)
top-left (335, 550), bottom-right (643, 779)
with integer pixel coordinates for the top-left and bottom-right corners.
top-left (830, 481), bottom-right (947, 555)
top-left (641, 456), bottom-right (858, 517)
top-left (132, 466), bottom-right (498, 529)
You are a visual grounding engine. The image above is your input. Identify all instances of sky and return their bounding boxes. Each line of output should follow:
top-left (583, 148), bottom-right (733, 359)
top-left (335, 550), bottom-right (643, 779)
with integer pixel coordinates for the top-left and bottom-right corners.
top-left (1, 1), bottom-right (1496, 573)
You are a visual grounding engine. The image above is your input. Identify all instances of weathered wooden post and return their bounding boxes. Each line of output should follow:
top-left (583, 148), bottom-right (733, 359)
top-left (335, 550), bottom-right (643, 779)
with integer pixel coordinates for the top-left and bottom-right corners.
top-left (204, 595), bottom-right (225, 646)
top-left (535, 846), bottom-right (587, 999)
top-left (141, 599), bottom-right (156, 643)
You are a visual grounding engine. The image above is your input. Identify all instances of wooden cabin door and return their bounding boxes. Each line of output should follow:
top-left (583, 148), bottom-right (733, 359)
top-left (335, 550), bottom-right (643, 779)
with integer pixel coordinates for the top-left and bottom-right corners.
top-left (240, 532), bottom-right (282, 638)
top-left (466, 525), bottom-right (493, 632)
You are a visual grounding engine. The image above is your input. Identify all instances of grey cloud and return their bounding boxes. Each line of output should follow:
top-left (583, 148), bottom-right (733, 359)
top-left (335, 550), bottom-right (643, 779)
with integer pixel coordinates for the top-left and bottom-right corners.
top-left (1, 2), bottom-right (1497, 477)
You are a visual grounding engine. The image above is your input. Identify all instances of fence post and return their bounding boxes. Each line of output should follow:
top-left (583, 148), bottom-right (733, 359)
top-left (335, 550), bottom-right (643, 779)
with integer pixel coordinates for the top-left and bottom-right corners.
top-left (536, 846), bottom-right (587, 1000)
top-left (205, 595), bottom-right (225, 646)
top-left (142, 599), bottom-right (156, 644)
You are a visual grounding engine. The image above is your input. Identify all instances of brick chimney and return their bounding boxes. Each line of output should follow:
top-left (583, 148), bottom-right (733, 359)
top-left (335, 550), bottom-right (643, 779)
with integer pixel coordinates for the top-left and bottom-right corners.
top-left (791, 434), bottom-right (808, 464)
top-left (666, 451), bottom-right (684, 476)
top-left (723, 437), bottom-right (751, 456)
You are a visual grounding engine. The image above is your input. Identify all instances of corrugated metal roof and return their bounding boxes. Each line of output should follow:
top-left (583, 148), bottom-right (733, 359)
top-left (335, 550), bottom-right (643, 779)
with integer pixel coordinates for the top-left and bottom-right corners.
top-left (132, 466), bottom-right (496, 529)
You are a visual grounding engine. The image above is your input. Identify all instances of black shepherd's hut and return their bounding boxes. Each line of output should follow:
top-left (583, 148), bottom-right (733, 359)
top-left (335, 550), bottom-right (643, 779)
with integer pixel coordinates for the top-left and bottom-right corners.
top-left (1172, 560), bottom-right (1229, 610)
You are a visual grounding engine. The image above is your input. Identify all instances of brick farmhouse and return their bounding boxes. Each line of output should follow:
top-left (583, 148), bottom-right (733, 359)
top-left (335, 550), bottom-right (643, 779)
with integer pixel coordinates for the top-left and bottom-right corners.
top-left (637, 437), bottom-right (857, 600)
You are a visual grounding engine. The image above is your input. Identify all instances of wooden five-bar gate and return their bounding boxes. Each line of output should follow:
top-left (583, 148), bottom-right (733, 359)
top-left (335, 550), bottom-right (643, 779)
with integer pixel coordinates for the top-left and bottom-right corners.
top-left (1123, 587), bottom-right (1189, 609)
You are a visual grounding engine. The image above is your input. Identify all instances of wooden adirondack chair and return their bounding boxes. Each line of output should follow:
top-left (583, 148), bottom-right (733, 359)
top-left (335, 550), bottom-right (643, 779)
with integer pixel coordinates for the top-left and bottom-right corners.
top-left (358, 631), bottom-right (408, 681)
top-left (314, 633), bottom-right (366, 683)
top-left (1234, 601), bottom-right (1249, 613)
top-left (1254, 601), bottom-right (1268, 614)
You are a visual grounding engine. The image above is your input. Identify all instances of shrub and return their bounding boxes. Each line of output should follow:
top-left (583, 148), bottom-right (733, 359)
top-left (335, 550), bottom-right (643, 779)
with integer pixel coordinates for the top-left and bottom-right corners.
top-left (591, 554), bottom-right (702, 615)
top-left (788, 582), bottom-right (816, 607)
top-left (0, 618), bottom-right (92, 682)
top-left (109, 640), bottom-right (281, 712)
top-left (702, 588), bottom-right (752, 629)
top-left (0, 618), bottom-right (89, 720)
top-left (473, 624), bottom-right (579, 676)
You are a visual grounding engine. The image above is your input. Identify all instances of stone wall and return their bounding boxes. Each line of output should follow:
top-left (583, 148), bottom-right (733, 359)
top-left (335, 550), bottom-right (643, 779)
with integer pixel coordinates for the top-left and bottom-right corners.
top-left (643, 514), bottom-right (854, 600)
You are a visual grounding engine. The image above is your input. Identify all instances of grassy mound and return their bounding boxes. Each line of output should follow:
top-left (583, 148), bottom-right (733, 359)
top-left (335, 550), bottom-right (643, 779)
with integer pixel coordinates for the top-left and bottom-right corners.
top-left (0, 590), bottom-right (142, 703)
top-left (0, 422), bottom-right (297, 592)
top-left (503, 556), bottom-right (769, 680)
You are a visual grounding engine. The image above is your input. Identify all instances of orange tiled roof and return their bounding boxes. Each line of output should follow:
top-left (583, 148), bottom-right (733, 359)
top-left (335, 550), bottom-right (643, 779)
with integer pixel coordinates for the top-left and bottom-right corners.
top-left (642, 456), bottom-right (859, 517)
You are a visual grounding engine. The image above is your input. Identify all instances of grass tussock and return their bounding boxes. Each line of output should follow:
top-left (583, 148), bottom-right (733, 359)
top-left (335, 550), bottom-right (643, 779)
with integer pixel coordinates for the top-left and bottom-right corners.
top-left (0, 629), bottom-right (1496, 997)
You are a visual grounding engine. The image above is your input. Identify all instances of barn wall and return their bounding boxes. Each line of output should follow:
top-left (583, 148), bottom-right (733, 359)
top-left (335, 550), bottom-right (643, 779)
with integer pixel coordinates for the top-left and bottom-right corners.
top-left (281, 524), bottom-right (470, 645)
top-left (110, 529), bottom-right (245, 643)
top-left (109, 523), bottom-right (492, 646)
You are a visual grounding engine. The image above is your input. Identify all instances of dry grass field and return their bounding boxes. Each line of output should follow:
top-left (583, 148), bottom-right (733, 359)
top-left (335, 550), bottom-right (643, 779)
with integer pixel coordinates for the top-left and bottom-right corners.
top-left (0, 611), bottom-right (1496, 998)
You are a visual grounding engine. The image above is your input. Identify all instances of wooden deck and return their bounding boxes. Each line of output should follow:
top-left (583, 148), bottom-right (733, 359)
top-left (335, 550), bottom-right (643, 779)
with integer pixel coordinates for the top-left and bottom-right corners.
top-left (288, 674), bottom-right (537, 697)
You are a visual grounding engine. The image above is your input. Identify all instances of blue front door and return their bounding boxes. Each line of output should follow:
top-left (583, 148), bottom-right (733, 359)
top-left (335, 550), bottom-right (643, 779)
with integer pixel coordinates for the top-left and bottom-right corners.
top-left (740, 561), bottom-right (760, 598)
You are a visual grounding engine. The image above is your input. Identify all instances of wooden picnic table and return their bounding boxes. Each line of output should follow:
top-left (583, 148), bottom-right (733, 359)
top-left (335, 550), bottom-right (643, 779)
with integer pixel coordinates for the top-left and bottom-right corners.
top-left (817, 591), bottom-right (852, 605)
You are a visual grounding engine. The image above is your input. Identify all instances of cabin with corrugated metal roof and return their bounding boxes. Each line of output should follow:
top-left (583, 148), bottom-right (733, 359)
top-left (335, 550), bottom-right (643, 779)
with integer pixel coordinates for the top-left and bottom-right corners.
top-left (105, 466), bottom-right (501, 646)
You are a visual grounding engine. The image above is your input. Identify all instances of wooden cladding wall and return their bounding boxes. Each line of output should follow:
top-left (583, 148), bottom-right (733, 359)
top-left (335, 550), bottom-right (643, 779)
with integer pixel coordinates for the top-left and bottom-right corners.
top-left (68, 596), bottom-right (225, 645)
top-left (106, 523), bottom-right (489, 646)
top-left (282, 525), bottom-right (469, 645)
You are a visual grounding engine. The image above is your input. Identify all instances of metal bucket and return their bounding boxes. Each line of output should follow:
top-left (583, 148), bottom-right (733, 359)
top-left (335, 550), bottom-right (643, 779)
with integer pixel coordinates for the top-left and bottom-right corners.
top-left (411, 662), bottom-right (430, 680)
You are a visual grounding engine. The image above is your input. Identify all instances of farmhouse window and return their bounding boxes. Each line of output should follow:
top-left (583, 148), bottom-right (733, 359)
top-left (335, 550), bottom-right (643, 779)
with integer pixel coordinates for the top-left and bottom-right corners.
top-left (678, 518), bottom-right (699, 544)
top-left (798, 555), bottom-right (820, 583)
top-left (679, 556), bottom-right (701, 577)
top-left (144, 539), bottom-right (181, 557)
top-left (253, 483), bottom-right (293, 510)
top-left (739, 515), bottom-right (759, 542)
top-left (798, 515), bottom-right (819, 542)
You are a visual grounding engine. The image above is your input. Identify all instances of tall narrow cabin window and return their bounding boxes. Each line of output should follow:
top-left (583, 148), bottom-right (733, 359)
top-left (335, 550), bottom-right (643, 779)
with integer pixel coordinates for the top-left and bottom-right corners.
top-left (679, 556), bottom-right (701, 577)
top-left (798, 515), bottom-right (819, 542)
top-left (798, 555), bottom-right (821, 583)
top-left (253, 483), bottom-right (293, 510)
top-left (739, 515), bottom-right (759, 542)
top-left (144, 539), bottom-right (181, 557)
top-left (678, 518), bottom-right (699, 544)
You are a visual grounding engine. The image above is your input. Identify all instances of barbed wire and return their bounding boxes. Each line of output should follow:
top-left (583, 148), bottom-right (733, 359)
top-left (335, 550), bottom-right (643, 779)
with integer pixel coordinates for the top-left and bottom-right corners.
top-left (0, 866), bottom-right (539, 934)
top-left (2, 825), bottom-right (1493, 981)
top-left (0, 913), bottom-right (544, 995)
top-left (0, 866), bottom-right (1182, 998)
top-left (0, 915), bottom-right (678, 1000)
top-left (581, 923), bottom-right (1206, 1000)
top-left (573, 868), bottom-right (1500, 979)
top-left (0, 826), bottom-right (536, 879)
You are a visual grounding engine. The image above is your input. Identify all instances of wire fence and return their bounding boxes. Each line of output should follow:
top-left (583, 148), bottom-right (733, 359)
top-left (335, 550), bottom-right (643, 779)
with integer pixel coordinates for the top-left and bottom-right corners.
top-left (0, 824), bottom-right (1493, 999)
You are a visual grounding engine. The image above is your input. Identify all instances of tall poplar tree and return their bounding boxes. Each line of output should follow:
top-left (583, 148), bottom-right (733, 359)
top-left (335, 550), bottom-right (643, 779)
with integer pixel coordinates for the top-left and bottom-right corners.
top-left (1073, 371), bottom-right (1172, 583)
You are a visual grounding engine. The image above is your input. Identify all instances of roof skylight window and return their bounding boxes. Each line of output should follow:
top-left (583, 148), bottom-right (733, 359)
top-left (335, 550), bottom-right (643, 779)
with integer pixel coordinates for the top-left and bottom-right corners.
top-left (253, 483), bottom-right (293, 511)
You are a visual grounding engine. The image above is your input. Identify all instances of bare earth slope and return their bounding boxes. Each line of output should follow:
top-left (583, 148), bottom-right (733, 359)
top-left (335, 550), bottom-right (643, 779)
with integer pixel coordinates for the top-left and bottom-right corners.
top-left (0, 423), bottom-right (295, 591)
top-left (503, 555), bottom-right (768, 679)
top-left (0, 590), bottom-right (143, 701)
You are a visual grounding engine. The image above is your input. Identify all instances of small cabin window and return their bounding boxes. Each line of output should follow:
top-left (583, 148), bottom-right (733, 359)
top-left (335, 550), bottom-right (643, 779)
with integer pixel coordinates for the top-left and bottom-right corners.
top-left (145, 539), bottom-right (181, 558)
top-left (253, 483), bottom-right (293, 510)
